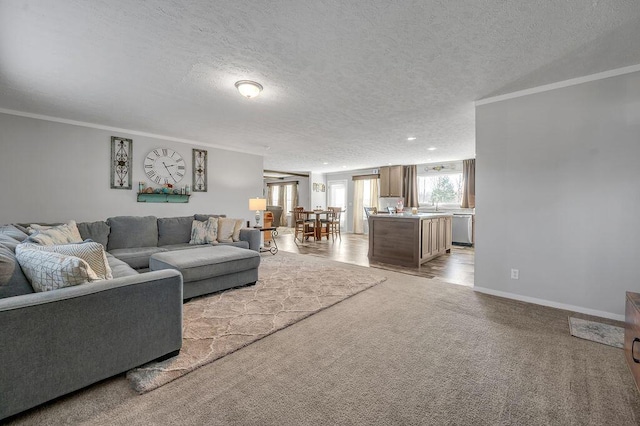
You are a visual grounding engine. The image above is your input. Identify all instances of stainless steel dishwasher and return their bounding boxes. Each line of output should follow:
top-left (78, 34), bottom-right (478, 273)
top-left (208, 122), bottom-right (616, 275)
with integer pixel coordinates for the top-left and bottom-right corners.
top-left (452, 214), bottom-right (473, 245)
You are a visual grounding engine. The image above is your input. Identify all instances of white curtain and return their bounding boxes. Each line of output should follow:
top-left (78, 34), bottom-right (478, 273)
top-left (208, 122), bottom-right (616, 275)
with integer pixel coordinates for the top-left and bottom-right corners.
top-left (370, 178), bottom-right (379, 211)
top-left (353, 180), bottom-right (364, 234)
top-left (353, 178), bottom-right (379, 234)
top-left (271, 182), bottom-right (298, 226)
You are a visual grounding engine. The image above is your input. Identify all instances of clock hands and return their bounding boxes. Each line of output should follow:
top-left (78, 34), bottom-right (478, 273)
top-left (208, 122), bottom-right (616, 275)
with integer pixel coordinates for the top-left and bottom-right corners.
top-left (162, 162), bottom-right (176, 180)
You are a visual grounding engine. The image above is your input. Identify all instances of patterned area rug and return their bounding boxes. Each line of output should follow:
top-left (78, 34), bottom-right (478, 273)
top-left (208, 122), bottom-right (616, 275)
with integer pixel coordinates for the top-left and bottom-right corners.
top-left (127, 253), bottom-right (387, 393)
top-left (568, 317), bottom-right (624, 348)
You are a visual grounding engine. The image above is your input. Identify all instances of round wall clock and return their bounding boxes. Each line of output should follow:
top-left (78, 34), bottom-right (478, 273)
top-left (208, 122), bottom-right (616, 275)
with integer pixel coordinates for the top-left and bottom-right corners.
top-left (144, 148), bottom-right (186, 185)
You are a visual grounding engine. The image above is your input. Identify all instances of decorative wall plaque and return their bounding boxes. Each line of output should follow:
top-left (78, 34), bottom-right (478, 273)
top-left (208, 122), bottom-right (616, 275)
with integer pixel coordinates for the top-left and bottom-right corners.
top-left (110, 136), bottom-right (133, 189)
top-left (192, 148), bottom-right (208, 192)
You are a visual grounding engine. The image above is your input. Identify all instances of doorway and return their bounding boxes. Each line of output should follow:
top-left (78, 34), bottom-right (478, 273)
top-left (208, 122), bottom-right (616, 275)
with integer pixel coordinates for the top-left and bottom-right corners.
top-left (327, 180), bottom-right (347, 231)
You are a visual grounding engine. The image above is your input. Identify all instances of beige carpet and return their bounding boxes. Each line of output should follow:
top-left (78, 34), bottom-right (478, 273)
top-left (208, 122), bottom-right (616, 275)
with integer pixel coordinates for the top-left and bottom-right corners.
top-left (8, 253), bottom-right (640, 425)
top-left (127, 253), bottom-right (386, 393)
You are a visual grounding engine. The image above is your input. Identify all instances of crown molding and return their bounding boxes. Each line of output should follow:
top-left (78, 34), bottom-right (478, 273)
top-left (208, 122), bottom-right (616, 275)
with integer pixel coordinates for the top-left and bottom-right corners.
top-left (475, 63), bottom-right (640, 106)
top-left (0, 108), bottom-right (259, 156)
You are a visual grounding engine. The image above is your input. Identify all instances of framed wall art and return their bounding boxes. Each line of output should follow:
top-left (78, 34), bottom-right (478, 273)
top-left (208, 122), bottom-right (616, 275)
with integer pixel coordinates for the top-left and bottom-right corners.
top-left (110, 136), bottom-right (133, 189)
top-left (192, 148), bottom-right (208, 192)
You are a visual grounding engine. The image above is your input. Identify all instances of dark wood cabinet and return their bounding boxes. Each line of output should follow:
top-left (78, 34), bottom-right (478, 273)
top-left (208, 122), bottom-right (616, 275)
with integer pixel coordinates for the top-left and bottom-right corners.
top-left (379, 165), bottom-right (403, 197)
top-left (368, 214), bottom-right (452, 267)
top-left (625, 291), bottom-right (640, 392)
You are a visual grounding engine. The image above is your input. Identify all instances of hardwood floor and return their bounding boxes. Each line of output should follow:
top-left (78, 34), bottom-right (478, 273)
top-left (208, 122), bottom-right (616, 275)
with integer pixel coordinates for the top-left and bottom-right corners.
top-left (271, 227), bottom-right (475, 287)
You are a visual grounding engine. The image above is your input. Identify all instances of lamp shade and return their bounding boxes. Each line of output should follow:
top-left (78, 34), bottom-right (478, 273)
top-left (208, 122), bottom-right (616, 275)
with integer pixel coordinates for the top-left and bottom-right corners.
top-left (249, 198), bottom-right (267, 211)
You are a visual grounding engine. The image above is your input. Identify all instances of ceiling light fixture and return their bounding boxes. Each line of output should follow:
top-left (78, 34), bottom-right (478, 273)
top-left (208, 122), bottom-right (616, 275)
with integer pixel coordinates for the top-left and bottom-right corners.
top-left (235, 80), bottom-right (263, 98)
top-left (323, 162), bottom-right (328, 165)
top-left (427, 147), bottom-right (437, 151)
top-left (407, 137), bottom-right (417, 141)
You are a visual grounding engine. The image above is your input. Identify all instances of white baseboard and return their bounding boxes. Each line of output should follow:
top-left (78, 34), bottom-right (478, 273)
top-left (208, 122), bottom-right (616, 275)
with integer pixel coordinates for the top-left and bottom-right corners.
top-left (473, 287), bottom-right (624, 322)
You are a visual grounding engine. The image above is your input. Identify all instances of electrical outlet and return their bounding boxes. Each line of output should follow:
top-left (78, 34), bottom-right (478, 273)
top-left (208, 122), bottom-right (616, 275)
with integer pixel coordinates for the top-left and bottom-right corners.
top-left (511, 269), bottom-right (519, 280)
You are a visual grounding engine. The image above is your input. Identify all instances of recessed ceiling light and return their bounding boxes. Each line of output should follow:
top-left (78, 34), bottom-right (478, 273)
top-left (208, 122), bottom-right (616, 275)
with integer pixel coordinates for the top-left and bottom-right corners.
top-left (427, 147), bottom-right (437, 151)
top-left (323, 162), bottom-right (328, 165)
top-left (407, 137), bottom-right (417, 141)
top-left (342, 166), bottom-right (347, 169)
top-left (235, 80), bottom-right (263, 98)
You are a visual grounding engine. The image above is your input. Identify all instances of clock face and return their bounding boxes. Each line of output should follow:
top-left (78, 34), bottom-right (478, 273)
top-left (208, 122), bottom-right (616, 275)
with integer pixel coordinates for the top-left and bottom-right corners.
top-left (144, 148), bottom-right (185, 185)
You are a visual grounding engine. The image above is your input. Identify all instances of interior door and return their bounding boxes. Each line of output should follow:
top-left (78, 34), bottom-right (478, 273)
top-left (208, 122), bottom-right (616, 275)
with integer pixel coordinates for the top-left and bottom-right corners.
top-left (328, 180), bottom-right (347, 230)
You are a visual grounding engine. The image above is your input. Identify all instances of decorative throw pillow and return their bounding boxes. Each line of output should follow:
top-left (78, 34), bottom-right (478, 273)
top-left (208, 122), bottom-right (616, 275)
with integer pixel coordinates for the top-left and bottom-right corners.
top-left (27, 221), bottom-right (83, 245)
top-left (216, 218), bottom-right (235, 243)
top-left (231, 219), bottom-right (244, 242)
top-left (20, 241), bottom-right (113, 280)
top-left (15, 245), bottom-right (101, 292)
top-left (189, 218), bottom-right (218, 245)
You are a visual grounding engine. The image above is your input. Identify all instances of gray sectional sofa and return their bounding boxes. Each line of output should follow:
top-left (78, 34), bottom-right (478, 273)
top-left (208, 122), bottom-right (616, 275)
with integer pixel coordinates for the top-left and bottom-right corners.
top-left (0, 214), bottom-right (262, 420)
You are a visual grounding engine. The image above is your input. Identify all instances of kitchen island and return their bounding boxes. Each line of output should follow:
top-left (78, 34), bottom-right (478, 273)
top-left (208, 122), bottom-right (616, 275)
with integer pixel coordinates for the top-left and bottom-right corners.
top-left (367, 213), bottom-right (452, 267)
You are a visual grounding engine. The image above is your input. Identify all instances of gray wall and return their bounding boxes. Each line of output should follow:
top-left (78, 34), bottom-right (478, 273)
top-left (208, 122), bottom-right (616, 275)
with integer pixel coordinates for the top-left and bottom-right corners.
top-left (0, 113), bottom-right (263, 224)
top-left (475, 70), bottom-right (640, 320)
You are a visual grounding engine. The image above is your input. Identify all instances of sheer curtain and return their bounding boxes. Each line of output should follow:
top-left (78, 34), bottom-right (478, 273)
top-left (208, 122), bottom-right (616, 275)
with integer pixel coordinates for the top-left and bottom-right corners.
top-left (353, 180), bottom-right (365, 234)
top-left (269, 182), bottom-right (299, 226)
top-left (370, 178), bottom-right (379, 210)
top-left (267, 186), bottom-right (275, 206)
top-left (461, 159), bottom-right (476, 208)
top-left (353, 178), bottom-right (379, 234)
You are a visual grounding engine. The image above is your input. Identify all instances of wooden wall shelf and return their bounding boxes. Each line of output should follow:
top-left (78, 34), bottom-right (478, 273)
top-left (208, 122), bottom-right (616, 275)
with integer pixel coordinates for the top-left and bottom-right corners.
top-left (137, 193), bottom-right (190, 203)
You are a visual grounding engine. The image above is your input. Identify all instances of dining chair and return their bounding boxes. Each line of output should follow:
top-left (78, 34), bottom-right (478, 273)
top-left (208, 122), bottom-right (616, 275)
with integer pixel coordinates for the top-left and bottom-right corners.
top-left (326, 207), bottom-right (342, 241)
top-left (293, 207), bottom-right (315, 242)
top-left (364, 206), bottom-right (378, 217)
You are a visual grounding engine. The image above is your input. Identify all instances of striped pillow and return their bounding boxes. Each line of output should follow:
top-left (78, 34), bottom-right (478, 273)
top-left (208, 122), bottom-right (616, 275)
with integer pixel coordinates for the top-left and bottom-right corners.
top-left (20, 241), bottom-right (113, 280)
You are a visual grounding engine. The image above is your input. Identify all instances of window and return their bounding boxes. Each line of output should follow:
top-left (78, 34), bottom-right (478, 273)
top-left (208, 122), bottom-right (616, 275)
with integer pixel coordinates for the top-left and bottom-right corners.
top-left (417, 173), bottom-right (463, 207)
top-left (269, 184), bottom-right (294, 213)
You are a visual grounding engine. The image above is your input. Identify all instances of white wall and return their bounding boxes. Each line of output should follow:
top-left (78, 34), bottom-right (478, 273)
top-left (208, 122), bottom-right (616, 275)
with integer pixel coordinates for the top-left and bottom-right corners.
top-left (475, 70), bottom-right (640, 320)
top-left (310, 172), bottom-right (327, 210)
top-left (0, 113), bottom-right (263, 224)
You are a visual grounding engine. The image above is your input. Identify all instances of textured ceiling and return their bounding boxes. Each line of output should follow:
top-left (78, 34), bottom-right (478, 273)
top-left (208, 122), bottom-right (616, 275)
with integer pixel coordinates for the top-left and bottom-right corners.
top-left (1, 1), bottom-right (640, 173)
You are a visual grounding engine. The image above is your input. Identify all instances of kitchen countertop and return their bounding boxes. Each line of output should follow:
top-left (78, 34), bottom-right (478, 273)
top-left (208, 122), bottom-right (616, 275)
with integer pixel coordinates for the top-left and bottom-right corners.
top-left (372, 212), bottom-right (453, 219)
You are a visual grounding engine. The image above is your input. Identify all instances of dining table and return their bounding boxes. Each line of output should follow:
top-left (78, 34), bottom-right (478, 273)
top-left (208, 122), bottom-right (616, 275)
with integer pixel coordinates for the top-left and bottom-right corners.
top-left (292, 210), bottom-right (332, 240)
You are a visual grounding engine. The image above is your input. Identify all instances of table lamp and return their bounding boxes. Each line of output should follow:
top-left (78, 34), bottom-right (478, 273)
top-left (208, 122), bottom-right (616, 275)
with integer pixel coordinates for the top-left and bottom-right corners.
top-left (249, 198), bottom-right (267, 227)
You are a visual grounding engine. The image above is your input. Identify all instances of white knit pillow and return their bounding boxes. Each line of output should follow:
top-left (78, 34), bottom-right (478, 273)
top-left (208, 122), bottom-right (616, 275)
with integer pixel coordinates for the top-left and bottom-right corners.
top-left (15, 245), bottom-right (101, 292)
top-left (21, 242), bottom-right (113, 280)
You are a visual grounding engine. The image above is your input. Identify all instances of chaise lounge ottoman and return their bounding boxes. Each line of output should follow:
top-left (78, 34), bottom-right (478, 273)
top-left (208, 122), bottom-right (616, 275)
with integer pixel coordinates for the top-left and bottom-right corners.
top-left (149, 245), bottom-right (260, 300)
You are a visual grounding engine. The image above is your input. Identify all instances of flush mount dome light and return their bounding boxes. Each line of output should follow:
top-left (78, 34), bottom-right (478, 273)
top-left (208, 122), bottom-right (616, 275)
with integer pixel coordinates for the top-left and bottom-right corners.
top-left (235, 80), bottom-right (263, 98)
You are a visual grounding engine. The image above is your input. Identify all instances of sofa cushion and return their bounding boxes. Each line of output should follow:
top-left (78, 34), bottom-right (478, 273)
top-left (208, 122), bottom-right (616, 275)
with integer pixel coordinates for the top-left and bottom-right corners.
top-left (15, 245), bottom-right (101, 292)
top-left (21, 242), bottom-right (113, 280)
top-left (107, 216), bottom-right (158, 250)
top-left (108, 246), bottom-right (167, 269)
top-left (26, 221), bottom-right (83, 245)
top-left (161, 243), bottom-right (199, 251)
top-left (189, 218), bottom-right (218, 245)
top-left (0, 243), bottom-right (34, 299)
top-left (221, 241), bottom-right (250, 250)
top-left (194, 214), bottom-right (226, 221)
top-left (158, 216), bottom-right (194, 246)
top-left (106, 253), bottom-right (139, 278)
top-left (77, 221), bottom-right (110, 248)
top-left (217, 218), bottom-right (243, 243)
top-left (0, 225), bottom-right (29, 242)
top-left (0, 234), bottom-right (20, 251)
